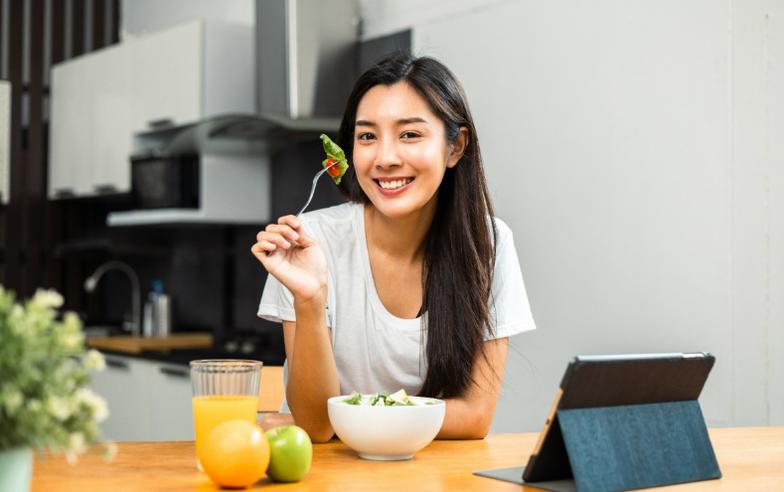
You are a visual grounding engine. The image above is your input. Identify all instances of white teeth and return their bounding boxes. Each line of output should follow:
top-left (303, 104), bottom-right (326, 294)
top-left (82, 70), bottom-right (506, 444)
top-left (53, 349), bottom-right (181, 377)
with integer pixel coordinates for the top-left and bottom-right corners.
top-left (378, 178), bottom-right (412, 190)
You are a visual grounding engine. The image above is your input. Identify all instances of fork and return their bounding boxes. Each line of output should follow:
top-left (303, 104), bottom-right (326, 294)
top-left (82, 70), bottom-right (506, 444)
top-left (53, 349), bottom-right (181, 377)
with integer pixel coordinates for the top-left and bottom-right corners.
top-left (296, 161), bottom-right (339, 217)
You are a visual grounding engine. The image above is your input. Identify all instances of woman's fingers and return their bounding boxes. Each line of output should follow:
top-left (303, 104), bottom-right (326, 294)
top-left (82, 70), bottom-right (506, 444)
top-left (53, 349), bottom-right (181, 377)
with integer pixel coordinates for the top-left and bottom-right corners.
top-left (251, 216), bottom-right (313, 265)
top-left (277, 215), bottom-right (301, 230)
top-left (253, 240), bottom-right (277, 252)
top-left (257, 231), bottom-right (292, 250)
top-left (265, 223), bottom-right (299, 243)
top-left (276, 216), bottom-right (319, 247)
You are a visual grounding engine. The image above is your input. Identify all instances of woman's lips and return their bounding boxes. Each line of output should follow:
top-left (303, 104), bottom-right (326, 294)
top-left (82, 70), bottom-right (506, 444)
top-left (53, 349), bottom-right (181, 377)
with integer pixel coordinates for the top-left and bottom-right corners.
top-left (374, 177), bottom-right (414, 196)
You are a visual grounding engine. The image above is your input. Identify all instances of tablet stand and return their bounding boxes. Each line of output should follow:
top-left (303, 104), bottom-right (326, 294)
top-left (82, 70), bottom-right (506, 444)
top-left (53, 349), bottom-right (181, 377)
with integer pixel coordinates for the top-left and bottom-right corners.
top-left (557, 400), bottom-right (721, 491)
top-left (475, 400), bottom-right (721, 492)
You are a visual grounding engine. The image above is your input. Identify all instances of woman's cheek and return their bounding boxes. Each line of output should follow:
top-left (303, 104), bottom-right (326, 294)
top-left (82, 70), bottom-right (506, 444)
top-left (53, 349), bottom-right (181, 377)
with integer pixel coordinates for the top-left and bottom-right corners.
top-left (352, 147), bottom-right (374, 172)
top-left (402, 145), bottom-right (443, 174)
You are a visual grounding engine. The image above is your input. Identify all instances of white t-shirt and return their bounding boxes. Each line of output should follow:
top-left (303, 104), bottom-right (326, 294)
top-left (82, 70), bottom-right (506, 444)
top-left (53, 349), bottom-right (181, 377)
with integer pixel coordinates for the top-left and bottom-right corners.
top-left (257, 202), bottom-right (535, 406)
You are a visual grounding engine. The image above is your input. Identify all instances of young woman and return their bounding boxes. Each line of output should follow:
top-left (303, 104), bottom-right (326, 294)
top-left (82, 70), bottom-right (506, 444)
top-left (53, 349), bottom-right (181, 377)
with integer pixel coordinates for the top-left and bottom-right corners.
top-left (252, 53), bottom-right (535, 442)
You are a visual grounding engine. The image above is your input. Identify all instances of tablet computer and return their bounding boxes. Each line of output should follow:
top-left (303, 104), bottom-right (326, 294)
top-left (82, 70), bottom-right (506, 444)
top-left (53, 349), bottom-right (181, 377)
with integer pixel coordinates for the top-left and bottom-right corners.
top-left (522, 352), bottom-right (715, 483)
top-left (474, 352), bottom-right (716, 489)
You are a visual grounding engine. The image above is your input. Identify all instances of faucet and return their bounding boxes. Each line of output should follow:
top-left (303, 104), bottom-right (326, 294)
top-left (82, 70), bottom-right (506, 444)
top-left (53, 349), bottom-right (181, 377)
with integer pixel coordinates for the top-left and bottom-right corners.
top-left (84, 260), bottom-right (142, 338)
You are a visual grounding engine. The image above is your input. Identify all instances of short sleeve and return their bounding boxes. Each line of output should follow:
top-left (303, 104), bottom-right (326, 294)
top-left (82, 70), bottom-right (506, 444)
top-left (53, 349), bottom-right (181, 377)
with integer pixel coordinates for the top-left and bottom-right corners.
top-left (257, 273), bottom-right (296, 323)
top-left (486, 218), bottom-right (537, 340)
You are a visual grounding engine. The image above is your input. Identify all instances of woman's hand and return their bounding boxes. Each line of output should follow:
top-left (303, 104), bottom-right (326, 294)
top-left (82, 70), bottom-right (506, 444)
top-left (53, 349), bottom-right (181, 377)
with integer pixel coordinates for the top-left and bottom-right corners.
top-left (251, 215), bottom-right (327, 302)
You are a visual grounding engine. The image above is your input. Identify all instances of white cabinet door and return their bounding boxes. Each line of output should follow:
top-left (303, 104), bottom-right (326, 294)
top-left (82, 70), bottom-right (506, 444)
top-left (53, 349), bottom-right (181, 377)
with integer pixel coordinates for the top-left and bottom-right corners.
top-left (0, 81), bottom-right (10, 204)
top-left (48, 58), bottom-right (96, 198)
top-left (129, 20), bottom-right (203, 131)
top-left (90, 354), bottom-right (151, 442)
top-left (49, 21), bottom-right (205, 200)
top-left (90, 354), bottom-right (197, 441)
top-left (90, 43), bottom-right (134, 196)
top-left (148, 363), bottom-right (195, 441)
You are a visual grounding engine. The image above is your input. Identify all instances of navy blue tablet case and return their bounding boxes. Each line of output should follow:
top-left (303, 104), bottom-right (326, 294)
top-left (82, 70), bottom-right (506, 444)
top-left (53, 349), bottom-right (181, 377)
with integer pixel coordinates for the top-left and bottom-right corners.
top-left (474, 353), bottom-right (721, 492)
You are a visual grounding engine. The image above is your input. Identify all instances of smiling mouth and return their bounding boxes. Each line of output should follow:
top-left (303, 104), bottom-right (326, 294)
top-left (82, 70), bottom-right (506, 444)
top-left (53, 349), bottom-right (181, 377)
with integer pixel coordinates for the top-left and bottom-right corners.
top-left (374, 178), bottom-right (414, 190)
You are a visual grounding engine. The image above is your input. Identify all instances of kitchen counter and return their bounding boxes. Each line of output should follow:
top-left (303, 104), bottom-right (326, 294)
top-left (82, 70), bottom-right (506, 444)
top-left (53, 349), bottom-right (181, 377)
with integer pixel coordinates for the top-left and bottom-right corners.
top-left (96, 347), bottom-right (283, 367)
top-left (89, 336), bottom-right (286, 367)
top-left (31, 427), bottom-right (784, 491)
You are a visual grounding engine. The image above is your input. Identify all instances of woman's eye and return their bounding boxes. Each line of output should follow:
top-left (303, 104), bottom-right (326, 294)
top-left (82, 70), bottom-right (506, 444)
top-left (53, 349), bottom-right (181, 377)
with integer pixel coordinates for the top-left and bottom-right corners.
top-left (357, 133), bottom-right (375, 141)
top-left (401, 131), bottom-right (421, 139)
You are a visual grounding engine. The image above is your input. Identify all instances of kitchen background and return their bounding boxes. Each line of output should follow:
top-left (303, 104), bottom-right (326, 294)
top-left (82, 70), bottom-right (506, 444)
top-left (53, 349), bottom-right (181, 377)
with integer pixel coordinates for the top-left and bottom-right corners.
top-left (0, 0), bottom-right (782, 438)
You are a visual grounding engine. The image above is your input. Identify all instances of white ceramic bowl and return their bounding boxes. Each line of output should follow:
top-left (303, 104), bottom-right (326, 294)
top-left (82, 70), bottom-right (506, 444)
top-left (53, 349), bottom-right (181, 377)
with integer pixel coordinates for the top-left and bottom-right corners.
top-left (327, 394), bottom-right (446, 460)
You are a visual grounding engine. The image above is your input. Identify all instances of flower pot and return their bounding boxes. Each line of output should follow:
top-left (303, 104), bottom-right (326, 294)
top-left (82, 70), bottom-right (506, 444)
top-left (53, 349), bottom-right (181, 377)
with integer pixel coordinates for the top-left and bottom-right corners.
top-left (0, 447), bottom-right (33, 492)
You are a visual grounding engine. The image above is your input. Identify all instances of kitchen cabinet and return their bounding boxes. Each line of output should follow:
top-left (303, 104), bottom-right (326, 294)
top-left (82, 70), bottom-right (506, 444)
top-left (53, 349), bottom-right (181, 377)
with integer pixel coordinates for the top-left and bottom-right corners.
top-left (0, 80), bottom-right (10, 204)
top-left (91, 354), bottom-right (194, 441)
top-left (90, 354), bottom-right (153, 441)
top-left (147, 363), bottom-right (194, 440)
top-left (48, 19), bottom-right (254, 199)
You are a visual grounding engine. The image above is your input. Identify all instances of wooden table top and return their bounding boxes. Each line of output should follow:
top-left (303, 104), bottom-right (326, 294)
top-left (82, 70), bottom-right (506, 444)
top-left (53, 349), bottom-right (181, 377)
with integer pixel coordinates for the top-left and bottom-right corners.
top-left (32, 427), bottom-right (784, 491)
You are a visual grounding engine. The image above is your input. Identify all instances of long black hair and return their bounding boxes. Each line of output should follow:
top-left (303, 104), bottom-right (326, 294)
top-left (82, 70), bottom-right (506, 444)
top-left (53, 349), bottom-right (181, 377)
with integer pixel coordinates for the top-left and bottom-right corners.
top-left (336, 53), bottom-right (497, 398)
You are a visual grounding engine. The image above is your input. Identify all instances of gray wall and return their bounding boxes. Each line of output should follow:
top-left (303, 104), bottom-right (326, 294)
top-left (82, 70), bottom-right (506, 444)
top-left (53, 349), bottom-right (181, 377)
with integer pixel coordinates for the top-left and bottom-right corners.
top-left (121, 0), bottom-right (253, 38)
top-left (361, 0), bottom-right (784, 432)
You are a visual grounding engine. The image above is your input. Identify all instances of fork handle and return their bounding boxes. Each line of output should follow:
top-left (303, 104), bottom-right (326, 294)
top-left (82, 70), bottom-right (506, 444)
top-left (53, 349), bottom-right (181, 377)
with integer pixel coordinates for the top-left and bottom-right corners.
top-left (296, 167), bottom-right (330, 217)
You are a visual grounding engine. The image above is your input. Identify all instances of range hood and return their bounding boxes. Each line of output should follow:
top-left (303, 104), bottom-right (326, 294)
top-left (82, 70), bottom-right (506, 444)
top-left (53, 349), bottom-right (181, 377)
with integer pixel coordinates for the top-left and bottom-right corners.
top-left (132, 0), bottom-right (358, 155)
top-left (106, 1), bottom-right (358, 227)
top-left (256, 0), bottom-right (359, 120)
top-left (131, 112), bottom-right (340, 158)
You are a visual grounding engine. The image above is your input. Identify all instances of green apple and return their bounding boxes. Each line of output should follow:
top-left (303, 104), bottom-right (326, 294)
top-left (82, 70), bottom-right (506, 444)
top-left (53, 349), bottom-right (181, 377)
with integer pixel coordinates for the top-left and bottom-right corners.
top-left (265, 425), bottom-right (313, 482)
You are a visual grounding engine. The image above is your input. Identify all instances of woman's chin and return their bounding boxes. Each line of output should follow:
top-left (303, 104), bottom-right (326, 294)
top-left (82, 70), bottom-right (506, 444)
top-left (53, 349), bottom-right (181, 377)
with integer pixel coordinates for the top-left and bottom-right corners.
top-left (369, 199), bottom-right (435, 222)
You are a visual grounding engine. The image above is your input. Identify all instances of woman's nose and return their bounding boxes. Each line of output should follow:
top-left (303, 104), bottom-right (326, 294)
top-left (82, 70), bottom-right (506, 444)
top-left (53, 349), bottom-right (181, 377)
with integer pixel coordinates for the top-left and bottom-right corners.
top-left (374, 137), bottom-right (402, 169)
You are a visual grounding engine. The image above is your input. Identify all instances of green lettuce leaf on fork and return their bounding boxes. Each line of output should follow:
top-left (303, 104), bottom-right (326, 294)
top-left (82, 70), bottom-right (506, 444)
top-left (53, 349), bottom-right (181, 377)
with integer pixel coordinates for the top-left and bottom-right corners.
top-left (320, 133), bottom-right (349, 185)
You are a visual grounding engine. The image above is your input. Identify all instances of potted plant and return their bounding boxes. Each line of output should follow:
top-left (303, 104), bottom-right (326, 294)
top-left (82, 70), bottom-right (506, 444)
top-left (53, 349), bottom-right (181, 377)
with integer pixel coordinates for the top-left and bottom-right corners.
top-left (0, 287), bottom-right (112, 492)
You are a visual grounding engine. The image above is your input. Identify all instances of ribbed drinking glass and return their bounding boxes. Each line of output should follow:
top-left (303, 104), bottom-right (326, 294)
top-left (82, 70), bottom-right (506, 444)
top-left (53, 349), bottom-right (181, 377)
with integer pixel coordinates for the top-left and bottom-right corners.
top-left (190, 359), bottom-right (262, 468)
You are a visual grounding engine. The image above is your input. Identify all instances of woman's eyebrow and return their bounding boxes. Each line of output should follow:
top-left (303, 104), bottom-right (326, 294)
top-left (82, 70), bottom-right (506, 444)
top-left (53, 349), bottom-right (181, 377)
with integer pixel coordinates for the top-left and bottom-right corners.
top-left (355, 117), bottom-right (428, 127)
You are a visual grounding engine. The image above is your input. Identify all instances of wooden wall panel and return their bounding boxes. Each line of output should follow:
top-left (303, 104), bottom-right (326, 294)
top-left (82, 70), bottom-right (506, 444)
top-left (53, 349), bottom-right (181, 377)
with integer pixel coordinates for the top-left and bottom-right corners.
top-left (71, 0), bottom-right (84, 56)
top-left (44, 0), bottom-right (66, 290)
top-left (0, 0), bottom-right (119, 296)
top-left (111, 0), bottom-right (119, 44)
top-left (92, 0), bottom-right (105, 49)
top-left (5, 0), bottom-right (24, 292)
top-left (24, 0), bottom-right (45, 295)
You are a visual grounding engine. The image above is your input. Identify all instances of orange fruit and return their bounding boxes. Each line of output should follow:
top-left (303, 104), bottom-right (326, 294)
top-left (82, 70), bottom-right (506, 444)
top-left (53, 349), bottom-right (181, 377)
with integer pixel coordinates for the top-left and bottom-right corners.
top-left (201, 419), bottom-right (270, 488)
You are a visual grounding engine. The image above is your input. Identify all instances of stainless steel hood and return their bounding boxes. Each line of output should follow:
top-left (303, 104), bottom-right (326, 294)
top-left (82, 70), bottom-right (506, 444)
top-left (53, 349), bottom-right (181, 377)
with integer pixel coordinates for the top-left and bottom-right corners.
top-left (132, 112), bottom-right (340, 158)
top-left (130, 0), bottom-right (357, 158)
top-left (256, 0), bottom-right (359, 119)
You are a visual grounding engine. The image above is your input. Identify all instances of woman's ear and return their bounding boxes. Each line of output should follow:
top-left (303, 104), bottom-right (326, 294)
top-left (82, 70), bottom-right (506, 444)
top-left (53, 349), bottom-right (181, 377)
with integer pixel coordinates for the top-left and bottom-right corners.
top-left (446, 127), bottom-right (469, 169)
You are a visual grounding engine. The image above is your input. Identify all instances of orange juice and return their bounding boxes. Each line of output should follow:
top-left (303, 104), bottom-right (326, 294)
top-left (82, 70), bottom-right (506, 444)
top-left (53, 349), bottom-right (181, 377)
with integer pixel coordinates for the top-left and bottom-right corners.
top-left (193, 395), bottom-right (258, 463)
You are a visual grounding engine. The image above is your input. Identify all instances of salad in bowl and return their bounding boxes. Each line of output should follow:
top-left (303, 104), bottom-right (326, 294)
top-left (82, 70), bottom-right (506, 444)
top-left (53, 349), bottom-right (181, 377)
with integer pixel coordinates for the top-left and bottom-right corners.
top-left (327, 389), bottom-right (445, 460)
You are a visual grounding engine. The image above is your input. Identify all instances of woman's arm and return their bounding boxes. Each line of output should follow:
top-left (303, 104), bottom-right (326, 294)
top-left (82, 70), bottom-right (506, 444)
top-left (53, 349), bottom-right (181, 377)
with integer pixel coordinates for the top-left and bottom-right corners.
top-left (252, 215), bottom-right (340, 442)
top-left (282, 305), bottom-right (340, 443)
top-left (436, 337), bottom-right (509, 439)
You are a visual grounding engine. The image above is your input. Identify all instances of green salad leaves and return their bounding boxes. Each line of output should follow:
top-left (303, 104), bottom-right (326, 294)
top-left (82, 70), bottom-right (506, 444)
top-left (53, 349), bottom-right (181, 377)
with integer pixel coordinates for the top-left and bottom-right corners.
top-left (342, 389), bottom-right (416, 406)
top-left (319, 134), bottom-right (349, 185)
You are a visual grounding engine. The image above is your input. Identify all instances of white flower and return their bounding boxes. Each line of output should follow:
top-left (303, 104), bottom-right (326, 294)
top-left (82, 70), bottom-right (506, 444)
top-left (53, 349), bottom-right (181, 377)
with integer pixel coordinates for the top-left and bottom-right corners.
top-left (68, 432), bottom-right (87, 454)
top-left (76, 388), bottom-right (109, 422)
top-left (60, 332), bottom-right (85, 351)
top-left (32, 289), bottom-right (64, 308)
top-left (58, 312), bottom-right (84, 350)
top-left (47, 396), bottom-right (72, 421)
top-left (27, 399), bottom-right (42, 412)
top-left (2, 389), bottom-right (24, 414)
top-left (83, 350), bottom-right (106, 371)
top-left (9, 305), bottom-right (26, 334)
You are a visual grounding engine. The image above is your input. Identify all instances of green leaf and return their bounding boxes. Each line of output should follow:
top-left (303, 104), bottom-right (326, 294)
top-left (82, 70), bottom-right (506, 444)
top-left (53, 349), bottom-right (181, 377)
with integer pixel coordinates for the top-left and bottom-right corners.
top-left (0, 286), bottom-right (107, 454)
top-left (343, 391), bottom-right (362, 405)
top-left (319, 134), bottom-right (349, 185)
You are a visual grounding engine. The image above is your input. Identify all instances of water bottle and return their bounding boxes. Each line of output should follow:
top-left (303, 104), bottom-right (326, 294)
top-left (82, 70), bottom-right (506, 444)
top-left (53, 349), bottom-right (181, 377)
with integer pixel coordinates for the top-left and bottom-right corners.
top-left (151, 279), bottom-right (172, 337)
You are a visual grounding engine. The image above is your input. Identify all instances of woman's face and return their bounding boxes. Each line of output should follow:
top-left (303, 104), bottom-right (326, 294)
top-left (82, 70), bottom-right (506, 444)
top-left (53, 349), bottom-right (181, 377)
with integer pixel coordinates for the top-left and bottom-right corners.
top-left (352, 81), bottom-right (465, 220)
